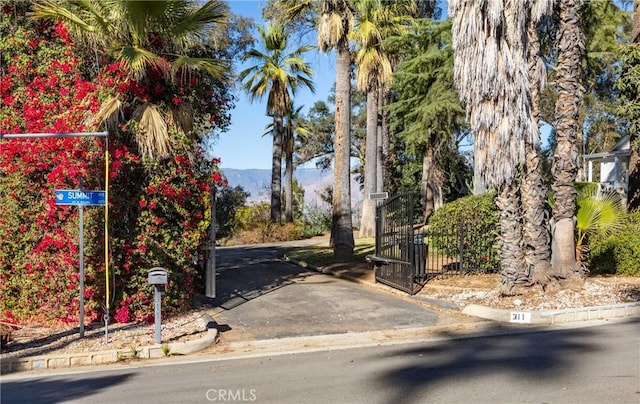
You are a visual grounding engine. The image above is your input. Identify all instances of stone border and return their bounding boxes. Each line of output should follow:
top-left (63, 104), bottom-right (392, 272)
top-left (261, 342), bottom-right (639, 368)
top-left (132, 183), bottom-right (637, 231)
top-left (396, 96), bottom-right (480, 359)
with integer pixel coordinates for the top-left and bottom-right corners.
top-left (1, 314), bottom-right (218, 375)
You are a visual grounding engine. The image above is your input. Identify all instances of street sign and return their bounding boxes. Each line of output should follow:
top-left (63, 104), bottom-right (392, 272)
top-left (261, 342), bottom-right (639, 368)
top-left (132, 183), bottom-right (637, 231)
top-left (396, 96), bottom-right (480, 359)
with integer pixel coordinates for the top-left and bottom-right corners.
top-left (55, 190), bottom-right (106, 206)
top-left (369, 192), bottom-right (389, 200)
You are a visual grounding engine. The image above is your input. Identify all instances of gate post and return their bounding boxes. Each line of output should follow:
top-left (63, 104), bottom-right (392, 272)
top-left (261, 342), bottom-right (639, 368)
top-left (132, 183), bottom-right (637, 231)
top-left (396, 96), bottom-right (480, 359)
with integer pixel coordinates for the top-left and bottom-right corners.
top-left (458, 221), bottom-right (464, 273)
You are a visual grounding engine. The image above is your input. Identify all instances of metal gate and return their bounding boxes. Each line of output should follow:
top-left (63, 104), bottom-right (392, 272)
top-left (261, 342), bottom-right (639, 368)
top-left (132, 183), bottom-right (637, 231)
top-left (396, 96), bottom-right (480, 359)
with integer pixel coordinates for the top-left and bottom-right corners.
top-left (367, 193), bottom-right (499, 295)
top-left (369, 193), bottom-right (423, 294)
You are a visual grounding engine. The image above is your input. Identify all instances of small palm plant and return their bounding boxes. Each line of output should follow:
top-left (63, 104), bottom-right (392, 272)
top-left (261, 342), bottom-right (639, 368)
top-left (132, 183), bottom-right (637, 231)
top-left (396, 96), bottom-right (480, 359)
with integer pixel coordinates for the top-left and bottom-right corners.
top-left (575, 189), bottom-right (625, 264)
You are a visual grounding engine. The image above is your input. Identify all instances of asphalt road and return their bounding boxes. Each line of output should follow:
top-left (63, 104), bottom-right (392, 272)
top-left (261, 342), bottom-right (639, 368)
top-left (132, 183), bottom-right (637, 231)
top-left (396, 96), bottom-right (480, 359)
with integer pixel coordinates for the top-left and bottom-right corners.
top-left (2, 319), bottom-right (639, 404)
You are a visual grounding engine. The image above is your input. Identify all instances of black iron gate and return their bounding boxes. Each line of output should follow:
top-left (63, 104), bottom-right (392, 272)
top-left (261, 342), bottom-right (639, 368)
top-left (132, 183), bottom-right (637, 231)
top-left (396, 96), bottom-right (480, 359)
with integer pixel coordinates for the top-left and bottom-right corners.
top-left (367, 193), bottom-right (499, 295)
top-left (369, 193), bottom-right (421, 294)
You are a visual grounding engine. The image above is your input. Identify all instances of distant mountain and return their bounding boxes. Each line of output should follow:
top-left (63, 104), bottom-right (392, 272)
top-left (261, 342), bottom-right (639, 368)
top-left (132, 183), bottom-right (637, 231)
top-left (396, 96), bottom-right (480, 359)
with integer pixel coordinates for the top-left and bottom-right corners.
top-left (221, 168), bottom-right (363, 208)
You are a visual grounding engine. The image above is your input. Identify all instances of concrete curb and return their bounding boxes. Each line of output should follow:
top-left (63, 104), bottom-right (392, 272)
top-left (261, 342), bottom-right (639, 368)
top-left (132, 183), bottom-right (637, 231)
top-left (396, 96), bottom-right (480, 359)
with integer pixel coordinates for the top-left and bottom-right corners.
top-left (462, 302), bottom-right (640, 324)
top-left (0, 314), bottom-right (218, 375)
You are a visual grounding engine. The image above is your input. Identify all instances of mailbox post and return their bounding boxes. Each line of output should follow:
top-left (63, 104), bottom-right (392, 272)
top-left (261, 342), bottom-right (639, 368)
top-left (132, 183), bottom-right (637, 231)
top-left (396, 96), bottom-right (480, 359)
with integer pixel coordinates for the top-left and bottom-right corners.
top-left (148, 267), bottom-right (168, 344)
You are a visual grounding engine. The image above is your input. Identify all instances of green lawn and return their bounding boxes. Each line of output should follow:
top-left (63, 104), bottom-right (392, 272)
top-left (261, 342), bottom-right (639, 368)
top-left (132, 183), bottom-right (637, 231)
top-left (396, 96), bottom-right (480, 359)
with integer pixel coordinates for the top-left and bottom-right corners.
top-left (286, 238), bottom-right (375, 267)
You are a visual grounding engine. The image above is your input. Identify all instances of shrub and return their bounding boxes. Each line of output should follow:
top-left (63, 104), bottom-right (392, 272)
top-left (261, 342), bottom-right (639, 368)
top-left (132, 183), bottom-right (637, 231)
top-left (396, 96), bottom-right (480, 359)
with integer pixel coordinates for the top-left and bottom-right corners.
top-left (588, 210), bottom-right (640, 276)
top-left (215, 186), bottom-right (249, 239)
top-left (427, 192), bottom-right (500, 272)
top-left (302, 203), bottom-right (332, 237)
top-left (0, 5), bottom-right (230, 324)
top-left (575, 188), bottom-right (625, 263)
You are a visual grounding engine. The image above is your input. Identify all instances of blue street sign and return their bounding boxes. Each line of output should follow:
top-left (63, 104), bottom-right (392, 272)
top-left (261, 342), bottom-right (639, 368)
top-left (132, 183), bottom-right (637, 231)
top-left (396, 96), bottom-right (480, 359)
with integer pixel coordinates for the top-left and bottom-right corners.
top-left (55, 190), bottom-right (106, 206)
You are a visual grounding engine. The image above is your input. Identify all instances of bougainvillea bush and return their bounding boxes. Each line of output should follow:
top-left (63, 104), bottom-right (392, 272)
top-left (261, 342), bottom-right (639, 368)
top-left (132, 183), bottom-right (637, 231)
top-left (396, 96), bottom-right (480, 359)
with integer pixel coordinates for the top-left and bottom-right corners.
top-left (0, 3), bottom-right (230, 324)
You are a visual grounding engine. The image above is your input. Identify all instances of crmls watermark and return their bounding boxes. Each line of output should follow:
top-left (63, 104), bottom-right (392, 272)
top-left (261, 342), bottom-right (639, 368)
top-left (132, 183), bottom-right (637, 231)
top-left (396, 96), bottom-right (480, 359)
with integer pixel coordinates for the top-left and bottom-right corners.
top-left (205, 389), bottom-right (257, 402)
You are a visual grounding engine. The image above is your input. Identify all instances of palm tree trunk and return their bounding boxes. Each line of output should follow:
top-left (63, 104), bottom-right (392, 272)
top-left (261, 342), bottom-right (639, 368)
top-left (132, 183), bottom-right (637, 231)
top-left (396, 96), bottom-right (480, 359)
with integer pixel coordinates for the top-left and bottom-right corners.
top-left (377, 86), bottom-right (385, 192)
top-left (332, 38), bottom-right (354, 261)
top-left (524, 8), bottom-right (552, 286)
top-left (271, 115), bottom-right (283, 223)
top-left (381, 85), bottom-right (392, 191)
top-left (359, 88), bottom-right (378, 238)
top-left (551, 0), bottom-right (584, 285)
top-left (285, 148), bottom-right (294, 223)
top-left (497, 182), bottom-right (527, 296)
top-left (421, 148), bottom-right (435, 222)
top-left (627, 2), bottom-right (640, 211)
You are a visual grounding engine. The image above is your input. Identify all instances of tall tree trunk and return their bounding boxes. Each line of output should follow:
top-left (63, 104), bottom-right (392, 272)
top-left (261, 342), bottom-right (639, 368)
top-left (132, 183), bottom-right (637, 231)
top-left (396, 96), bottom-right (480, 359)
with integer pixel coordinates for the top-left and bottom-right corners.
top-left (524, 7), bottom-right (552, 286)
top-left (285, 148), bottom-right (294, 223)
top-left (270, 115), bottom-right (283, 224)
top-left (497, 181), bottom-right (527, 296)
top-left (332, 38), bottom-right (354, 261)
top-left (551, 0), bottom-right (585, 287)
top-left (381, 85), bottom-right (392, 191)
top-left (627, 1), bottom-right (640, 211)
top-left (359, 88), bottom-right (378, 238)
top-left (421, 148), bottom-right (435, 222)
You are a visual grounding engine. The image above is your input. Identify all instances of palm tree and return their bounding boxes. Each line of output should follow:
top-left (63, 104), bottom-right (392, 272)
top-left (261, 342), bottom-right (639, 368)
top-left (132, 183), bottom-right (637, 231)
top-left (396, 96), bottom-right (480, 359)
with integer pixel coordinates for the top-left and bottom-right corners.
top-left (449, 0), bottom-right (540, 295)
top-left (523, 2), bottom-right (554, 286)
top-left (353, 0), bottom-right (414, 237)
top-left (264, 105), bottom-right (311, 222)
top-left (239, 23), bottom-right (314, 223)
top-left (551, 0), bottom-right (586, 288)
top-left (31, 0), bottom-right (230, 160)
top-left (317, 0), bottom-right (355, 261)
top-left (283, 106), bottom-right (311, 222)
top-left (575, 189), bottom-right (625, 264)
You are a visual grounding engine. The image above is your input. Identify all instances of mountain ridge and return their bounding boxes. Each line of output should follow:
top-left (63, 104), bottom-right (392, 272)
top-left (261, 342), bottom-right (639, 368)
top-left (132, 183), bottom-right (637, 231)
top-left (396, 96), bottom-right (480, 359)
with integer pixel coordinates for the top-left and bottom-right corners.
top-left (221, 167), bottom-right (363, 207)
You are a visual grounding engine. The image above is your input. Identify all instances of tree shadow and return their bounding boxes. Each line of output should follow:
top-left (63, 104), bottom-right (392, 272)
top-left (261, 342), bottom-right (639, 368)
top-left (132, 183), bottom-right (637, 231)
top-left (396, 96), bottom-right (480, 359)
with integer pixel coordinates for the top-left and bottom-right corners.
top-left (370, 318), bottom-right (640, 404)
top-left (196, 245), bottom-right (321, 311)
top-left (1, 372), bottom-right (134, 404)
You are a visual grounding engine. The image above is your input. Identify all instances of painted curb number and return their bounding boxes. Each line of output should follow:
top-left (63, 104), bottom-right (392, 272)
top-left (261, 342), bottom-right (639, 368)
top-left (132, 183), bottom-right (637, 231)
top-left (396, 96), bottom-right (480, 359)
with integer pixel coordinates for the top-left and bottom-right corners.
top-left (510, 311), bottom-right (532, 323)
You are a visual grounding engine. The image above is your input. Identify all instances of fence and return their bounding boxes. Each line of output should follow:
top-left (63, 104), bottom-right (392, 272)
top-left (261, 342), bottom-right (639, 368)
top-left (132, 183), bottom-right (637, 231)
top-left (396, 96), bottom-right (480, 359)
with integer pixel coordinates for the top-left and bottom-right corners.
top-left (369, 193), bottom-right (499, 294)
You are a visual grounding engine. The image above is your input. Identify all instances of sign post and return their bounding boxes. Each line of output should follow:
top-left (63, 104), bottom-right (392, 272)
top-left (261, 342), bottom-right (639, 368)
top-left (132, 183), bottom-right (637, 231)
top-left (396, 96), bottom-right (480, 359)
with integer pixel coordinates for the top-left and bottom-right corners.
top-left (55, 185), bottom-right (106, 337)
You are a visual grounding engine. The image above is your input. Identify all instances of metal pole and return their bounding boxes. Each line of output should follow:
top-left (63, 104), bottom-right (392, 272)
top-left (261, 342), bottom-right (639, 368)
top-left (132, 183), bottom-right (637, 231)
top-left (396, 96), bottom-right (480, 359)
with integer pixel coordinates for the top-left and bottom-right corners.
top-left (154, 287), bottom-right (162, 344)
top-left (206, 185), bottom-right (216, 298)
top-left (104, 135), bottom-right (110, 344)
top-left (79, 176), bottom-right (85, 338)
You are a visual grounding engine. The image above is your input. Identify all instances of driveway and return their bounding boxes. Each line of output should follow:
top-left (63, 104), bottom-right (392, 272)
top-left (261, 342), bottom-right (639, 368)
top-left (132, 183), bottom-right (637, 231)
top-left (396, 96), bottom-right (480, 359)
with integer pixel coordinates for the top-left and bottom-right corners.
top-left (203, 243), bottom-right (448, 342)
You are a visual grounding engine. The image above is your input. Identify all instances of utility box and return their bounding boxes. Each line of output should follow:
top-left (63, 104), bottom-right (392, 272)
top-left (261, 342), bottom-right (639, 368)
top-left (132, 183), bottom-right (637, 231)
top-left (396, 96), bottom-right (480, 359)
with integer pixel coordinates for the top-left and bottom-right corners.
top-left (148, 267), bottom-right (168, 285)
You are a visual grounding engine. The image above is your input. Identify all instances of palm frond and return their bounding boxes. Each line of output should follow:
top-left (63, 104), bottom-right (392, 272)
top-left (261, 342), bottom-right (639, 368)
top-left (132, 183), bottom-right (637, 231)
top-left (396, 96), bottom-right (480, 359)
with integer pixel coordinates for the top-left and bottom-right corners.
top-left (86, 96), bottom-right (123, 132)
top-left (172, 56), bottom-right (230, 83)
top-left (132, 103), bottom-right (170, 160)
top-left (170, 0), bottom-right (226, 38)
top-left (30, 0), bottom-right (95, 32)
top-left (576, 189), bottom-right (625, 246)
top-left (117, 45), bottom-right (162, 80)
top-left (167, 102), bottom-right (195, 135)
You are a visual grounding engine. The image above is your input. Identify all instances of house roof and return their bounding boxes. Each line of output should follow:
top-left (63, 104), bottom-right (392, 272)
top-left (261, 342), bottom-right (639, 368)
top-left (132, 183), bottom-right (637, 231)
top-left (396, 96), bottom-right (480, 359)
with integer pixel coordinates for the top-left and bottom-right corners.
top-left (583, 134), bottom-right (630, 161)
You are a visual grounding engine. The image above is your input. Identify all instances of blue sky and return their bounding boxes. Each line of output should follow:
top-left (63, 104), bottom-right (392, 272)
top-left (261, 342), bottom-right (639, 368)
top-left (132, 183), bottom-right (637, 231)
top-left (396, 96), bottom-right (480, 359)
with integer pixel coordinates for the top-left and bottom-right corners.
top-left (211, 0), bottom-right (336, 170)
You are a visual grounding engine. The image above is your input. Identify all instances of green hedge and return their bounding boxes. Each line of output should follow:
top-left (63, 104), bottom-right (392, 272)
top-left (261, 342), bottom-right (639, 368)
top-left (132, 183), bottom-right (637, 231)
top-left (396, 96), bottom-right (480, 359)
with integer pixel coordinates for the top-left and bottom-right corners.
top-left (588, 210), bottom-right (640, 276)
top-left (427, 192), bottom-right (500, 272)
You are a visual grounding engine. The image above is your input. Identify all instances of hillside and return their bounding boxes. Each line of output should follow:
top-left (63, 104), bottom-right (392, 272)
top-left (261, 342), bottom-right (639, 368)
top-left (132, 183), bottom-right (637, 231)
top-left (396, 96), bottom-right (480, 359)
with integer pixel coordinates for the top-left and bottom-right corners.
top-left (221, 168), bottom-right (363, 207)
